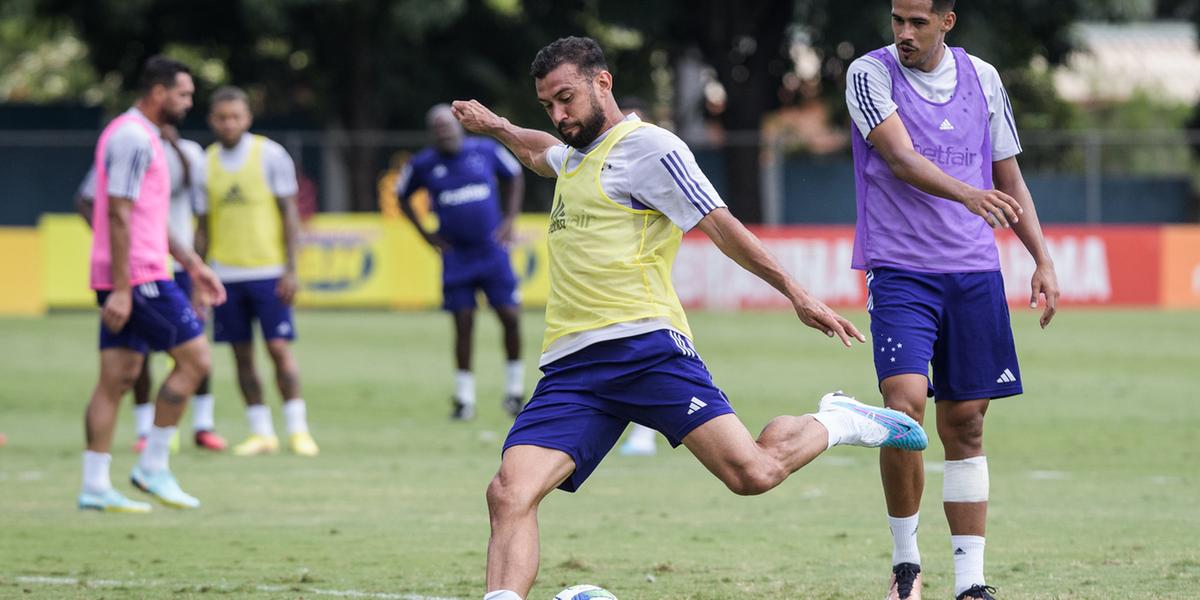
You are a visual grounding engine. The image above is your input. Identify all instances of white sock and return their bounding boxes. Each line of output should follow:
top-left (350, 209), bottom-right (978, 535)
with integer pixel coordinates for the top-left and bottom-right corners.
top-left (505, 360), bottom-right (524, 397)
top-left (951, 535), bottom-right (987, 596)
top-left (246, 404), bottom-right (276, 437)
top-left (889, 513), bottom-right (921, 565)
top-left (455, 370), bottom-right (476, 405)
top-left (810, 409), bottom-right (855, 449)
top-left (132, 403), bottom-right (155, 438)
top-left (139, 426), bottom-right (175, 473)
top-left (283, 399), bottom-right (309, 435)
top-left (81, 451), bottom-right (112, 494)
top-left (483, 591), bottom-right (522, 600)
top-left (192, 394), bottom-right (215, 432)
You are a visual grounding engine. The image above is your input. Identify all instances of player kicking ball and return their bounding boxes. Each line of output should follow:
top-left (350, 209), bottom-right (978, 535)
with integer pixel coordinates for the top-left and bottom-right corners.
top-left (452, 37), bottom-right (929, 600)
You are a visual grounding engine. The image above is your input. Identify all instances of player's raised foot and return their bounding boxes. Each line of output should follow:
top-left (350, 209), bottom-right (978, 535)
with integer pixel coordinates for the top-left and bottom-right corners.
top-left (194, 430), bottom-right (227, 452)
top-left (132, 435), bottom-right (147, 453)
top-left (129, 465), bottom-right (200, 509)
top-left (233, 434), bottom-right (280, 456)
top-left (619, 437), bottom-right (657, 457)
top-left (289, 431), bottom-right (320, 457)
top-left (885, 562), bottom-right (922, 600)
top-left (502, 394), bottom-right (524, 418)
top-left (818, 391), bottom-right (928, 451)
top-left (78, 488), bottom-right (152, 513)
top-left (451, 397), bottom-right (475, 421)
top-left (956, 585), bottom-right (997, 600)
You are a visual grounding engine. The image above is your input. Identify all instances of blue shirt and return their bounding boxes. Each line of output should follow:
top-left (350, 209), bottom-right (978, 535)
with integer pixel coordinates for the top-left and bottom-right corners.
top-left (396, 137), bottom-right (521, 250)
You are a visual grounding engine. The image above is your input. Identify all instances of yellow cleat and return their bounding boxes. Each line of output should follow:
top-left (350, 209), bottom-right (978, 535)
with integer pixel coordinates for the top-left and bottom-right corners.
top-left (232, 434), bottom-right (279, 456)
top-left (289, 431), bottom-right (320, 457)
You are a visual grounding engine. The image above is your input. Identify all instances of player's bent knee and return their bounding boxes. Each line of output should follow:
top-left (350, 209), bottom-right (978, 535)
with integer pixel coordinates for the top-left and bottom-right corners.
top-left (485, 475), bottom-right (540, 518)
top-left (722, 462), bottom-right (783, 496)
top-left (943, 456), bottom-right (989, 503)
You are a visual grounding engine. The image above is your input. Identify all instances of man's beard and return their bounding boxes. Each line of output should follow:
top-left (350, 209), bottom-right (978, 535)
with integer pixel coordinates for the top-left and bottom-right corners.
top-left (558, 95), bottom-right (606, 149)
top-left (162, 107), bottom-right (186, 126)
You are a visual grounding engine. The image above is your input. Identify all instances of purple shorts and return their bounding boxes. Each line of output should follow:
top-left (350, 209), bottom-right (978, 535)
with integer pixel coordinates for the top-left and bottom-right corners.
top-left (96, 280), bottom-right (204, 354)
top-left (504, 329), bottom-right (735, 492)
top-left (212, 278), bottom-right (295, 343)
top-left (867, 268), bottom-right (1022, 401)
top-left (442, 244), bottom-right (519, 312)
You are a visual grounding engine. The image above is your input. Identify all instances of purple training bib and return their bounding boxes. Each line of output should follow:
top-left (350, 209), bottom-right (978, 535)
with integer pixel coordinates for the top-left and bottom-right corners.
top-left (850, 46), bottom-right (999, 273)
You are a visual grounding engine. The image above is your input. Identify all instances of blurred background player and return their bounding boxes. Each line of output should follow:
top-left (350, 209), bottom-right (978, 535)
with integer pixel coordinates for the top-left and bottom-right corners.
top-left (76, 124), bottom-right (227, 453)
top-left (196, 86), bottom-right (318, 457)
top-left (80, 56), bottom-right (226, 512)
top-left (397, 104), bottom-right (526, 421)
top-left (845, 1), bottom-right (1060, 598)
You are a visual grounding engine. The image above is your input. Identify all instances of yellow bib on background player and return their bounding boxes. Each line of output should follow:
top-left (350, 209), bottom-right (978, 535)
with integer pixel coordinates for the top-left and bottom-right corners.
top-left (206, 135), bottom-right (284, 268)
top-left (542, 119), bottom-right (692, 350)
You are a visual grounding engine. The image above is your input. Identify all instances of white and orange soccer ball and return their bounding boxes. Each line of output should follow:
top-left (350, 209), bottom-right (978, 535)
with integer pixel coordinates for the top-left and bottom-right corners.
top-left (554, 584), bottom-right (617, 600)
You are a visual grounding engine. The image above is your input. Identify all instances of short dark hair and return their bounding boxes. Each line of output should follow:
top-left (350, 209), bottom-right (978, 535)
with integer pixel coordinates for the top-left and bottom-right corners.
top-left (210, 85), bottom-right (249, 108)
top-left (932, 0), bottom-right (956, 13)
top-left (530, 36), bottom-right (608, 79)
top-left (138, 55), bottom-right (191, 94)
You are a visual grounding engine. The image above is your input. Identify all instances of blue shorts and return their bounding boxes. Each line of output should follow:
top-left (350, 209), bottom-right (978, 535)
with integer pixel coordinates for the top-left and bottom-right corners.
top-left (173, 269), bottom-right (192, 300)
top-left (212, 278), bottom-right (295, 343)
top-left (504, 329), bottom-right (735, 492)
top-left (442, 244), bottom-right (519, 312)
top-left (96, 280), bottom-right (204, 354)
top-left (867, 268), bottom-right (1022, 401)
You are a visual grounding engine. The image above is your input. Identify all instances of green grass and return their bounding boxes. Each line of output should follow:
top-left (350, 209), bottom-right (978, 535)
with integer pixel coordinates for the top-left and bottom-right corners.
top-left (0, 309), bottom-right (1197, 599)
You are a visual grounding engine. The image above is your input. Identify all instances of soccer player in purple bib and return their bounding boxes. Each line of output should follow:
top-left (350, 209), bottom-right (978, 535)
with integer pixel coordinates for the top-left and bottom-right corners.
top-left (845, 2), bottom-right (1060, 598)
top-left (398, 105), bottom-right (527, 421)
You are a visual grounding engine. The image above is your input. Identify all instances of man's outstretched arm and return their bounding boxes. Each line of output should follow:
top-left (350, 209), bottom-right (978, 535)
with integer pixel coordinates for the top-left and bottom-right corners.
top-left (452, 99), bottom-right (559, 178)
top-left (695, 207), bottom-right (865, 347)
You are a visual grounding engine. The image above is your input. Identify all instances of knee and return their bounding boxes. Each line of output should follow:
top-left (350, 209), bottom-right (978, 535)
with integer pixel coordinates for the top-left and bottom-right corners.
top-left (723, 462), bottom-right (784, 497)
top-left (883, 392), bottom-right (927, 422)
top-left (486, 474), bottom-right (540, 519)
top-left (939, 411), bottom-right (985, 453)
top-left (112, 363), bottom-right (143, 390)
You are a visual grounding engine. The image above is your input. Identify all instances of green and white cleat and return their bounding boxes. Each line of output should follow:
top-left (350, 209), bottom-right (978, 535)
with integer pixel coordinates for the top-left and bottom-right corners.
top-left (130, 465), bottom-right (200, 509)
top-left (78, 488), bottom-right (152, 513)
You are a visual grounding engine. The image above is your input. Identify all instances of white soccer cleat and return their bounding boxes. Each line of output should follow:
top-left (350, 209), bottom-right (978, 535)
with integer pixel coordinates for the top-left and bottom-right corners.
top-left (819, 391), bottom-right (928, 451)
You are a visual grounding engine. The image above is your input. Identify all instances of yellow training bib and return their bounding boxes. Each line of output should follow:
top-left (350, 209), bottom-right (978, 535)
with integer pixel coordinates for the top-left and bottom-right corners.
top-left (542, 119), bottom-right (692, 351)
top-left (206, 135), bottom-right (284, 268)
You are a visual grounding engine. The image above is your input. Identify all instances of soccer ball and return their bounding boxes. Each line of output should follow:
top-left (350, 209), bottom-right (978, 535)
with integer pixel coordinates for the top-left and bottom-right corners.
top-left (554, 584), bottom-right (617, 600)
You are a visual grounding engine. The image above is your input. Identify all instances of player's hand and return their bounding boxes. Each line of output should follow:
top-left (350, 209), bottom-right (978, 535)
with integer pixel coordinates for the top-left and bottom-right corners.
top-left (277, 271), bottom-right (299, 306)
top-left (451, 100), bottom-right (505, 135)
top-left (494, 217), bottom-right (515, 247)
top-left (960, 188), bottom-right (1022, 229)
top-left (189, 264), bottom-right (227, 308)
top-left (101, 288), bottom-right (133, 333)
top-left (792, 292), bottom-right (866, 348)
top-left (1030, 262), bottom-right (1060, 329)
top-left (424, 231), bottom-right (451, 253)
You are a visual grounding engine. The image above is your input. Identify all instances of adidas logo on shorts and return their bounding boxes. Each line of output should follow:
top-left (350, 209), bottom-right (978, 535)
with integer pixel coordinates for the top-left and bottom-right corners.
top-left (996, 368), bottom-right (1017, 384)
top-left (687, 397), bottom-right (707, 415)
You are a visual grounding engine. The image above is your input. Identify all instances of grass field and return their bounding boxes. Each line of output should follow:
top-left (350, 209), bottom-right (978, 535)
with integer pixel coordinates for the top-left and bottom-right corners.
top-left (0, 308), bottom-right (1197, 599)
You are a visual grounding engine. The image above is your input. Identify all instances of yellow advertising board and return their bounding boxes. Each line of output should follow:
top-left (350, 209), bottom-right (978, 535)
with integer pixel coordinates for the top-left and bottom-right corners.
top-left (297, 213), bottom-right (550, 309)
top-left (0, 228), bottom-right (45, 315)
top-left (39, 215), bottom-right (93, 309)
top-left (24, 212), bottom-right (551, 312)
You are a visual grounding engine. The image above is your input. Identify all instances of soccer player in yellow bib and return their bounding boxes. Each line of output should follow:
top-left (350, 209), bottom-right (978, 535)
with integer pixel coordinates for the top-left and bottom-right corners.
top-left (453, 37), bottom-right (930, 600)
top-left (196, 86), bottom-right (318, 457)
